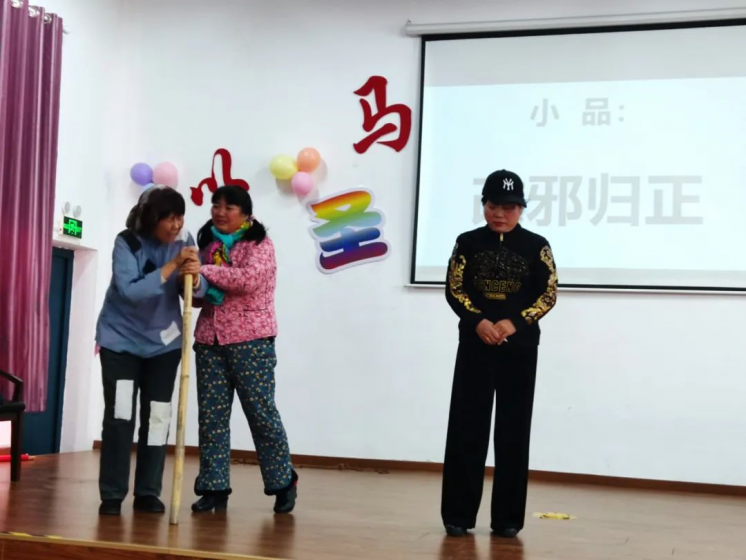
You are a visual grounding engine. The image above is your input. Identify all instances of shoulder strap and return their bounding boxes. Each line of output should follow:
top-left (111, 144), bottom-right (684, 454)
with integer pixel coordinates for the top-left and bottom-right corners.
top-left (118, 229), bottom-right (141, 254)
top-left (117, 229), bottom-right (158, 275)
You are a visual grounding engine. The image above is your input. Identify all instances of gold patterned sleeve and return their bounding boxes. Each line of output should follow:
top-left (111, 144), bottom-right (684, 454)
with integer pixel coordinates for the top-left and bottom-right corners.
top-left (512, 244), bottom-right (557, 329)
top-left (445, 241), bottom-right (483, 327)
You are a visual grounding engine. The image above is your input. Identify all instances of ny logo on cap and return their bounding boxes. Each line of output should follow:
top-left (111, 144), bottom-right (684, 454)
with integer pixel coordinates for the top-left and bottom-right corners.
top-left (503, 178), bottom-right (514, 191)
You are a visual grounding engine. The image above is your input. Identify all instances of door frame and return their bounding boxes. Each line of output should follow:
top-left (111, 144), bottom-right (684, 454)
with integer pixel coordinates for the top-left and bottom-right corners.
top-left (50, 247), bottom-right (73, 452)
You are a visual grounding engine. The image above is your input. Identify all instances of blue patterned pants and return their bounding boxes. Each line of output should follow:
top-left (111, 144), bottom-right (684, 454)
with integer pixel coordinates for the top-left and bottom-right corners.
top-left (194, 338), bottom-right (294, 495)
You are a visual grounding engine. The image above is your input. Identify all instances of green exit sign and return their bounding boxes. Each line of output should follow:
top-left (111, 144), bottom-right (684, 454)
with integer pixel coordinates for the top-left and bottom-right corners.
top-left (62, 217), bottom-right (83, 239)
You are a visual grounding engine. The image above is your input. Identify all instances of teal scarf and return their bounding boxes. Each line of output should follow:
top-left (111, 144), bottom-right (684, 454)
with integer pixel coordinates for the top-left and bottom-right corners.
top-left (205, 222), bottom-right (250, 305)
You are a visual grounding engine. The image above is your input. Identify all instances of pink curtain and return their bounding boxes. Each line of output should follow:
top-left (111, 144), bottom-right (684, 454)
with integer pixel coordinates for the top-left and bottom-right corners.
top-left (0, 0), bottom-right (63, 412)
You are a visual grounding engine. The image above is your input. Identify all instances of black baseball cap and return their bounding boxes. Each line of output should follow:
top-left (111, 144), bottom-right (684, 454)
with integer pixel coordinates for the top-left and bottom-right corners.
top-left (481, 170), bottom-right (526, 207)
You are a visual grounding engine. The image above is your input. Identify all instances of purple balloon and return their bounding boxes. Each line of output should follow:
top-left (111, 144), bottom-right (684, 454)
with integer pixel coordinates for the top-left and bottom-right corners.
top-left (130, 163), bottom-right (153, 186)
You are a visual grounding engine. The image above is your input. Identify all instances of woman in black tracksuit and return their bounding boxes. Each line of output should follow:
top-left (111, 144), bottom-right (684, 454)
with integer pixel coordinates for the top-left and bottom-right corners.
top-left (441, 169), bottom-right (558, 539)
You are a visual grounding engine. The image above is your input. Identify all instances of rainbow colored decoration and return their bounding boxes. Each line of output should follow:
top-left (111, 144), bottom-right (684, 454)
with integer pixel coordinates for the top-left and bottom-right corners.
top-left (307, 188), bottom-right (390, 273)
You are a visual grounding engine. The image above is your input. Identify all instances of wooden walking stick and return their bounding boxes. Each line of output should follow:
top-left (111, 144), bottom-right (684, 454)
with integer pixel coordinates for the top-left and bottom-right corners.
top-left (170, 273), bottom-right (193, 525)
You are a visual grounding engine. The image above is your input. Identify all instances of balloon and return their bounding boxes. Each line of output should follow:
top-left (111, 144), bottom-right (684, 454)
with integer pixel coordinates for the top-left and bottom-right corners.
top-left (130, 163), bottom-right (153, 186)
top-left (291, 171), bottom-right (314, 197)
top-left (269, 155), bottom-right (297, 181)
top-left (297, 147), bottom-right (321, 173)
top-left (153, 162), bottom-right (179, 188)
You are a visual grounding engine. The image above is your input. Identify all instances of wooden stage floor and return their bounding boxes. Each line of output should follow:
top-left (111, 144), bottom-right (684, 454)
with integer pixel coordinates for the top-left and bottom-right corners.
top-left (1, 451), bottom-right (746, 560)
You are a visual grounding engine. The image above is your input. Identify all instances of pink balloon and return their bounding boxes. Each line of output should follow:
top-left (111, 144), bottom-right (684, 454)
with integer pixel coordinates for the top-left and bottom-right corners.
top-left (291, 172), bottom-right (314, 197)
top-left (153, 162), bottom-right (179, 188)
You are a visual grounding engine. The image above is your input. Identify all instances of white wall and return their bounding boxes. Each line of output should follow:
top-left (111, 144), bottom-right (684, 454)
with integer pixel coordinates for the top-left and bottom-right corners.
top-left (47, 0), bottom-right (746, 486)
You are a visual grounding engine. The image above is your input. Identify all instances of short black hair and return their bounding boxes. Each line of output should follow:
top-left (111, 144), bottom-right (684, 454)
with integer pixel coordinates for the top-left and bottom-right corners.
top-left (213, 185), bottom-right (253, 216)
top-left (197, 186), bottom-right (267, 249)
top-left (125, 186), bottom-right (185, 237)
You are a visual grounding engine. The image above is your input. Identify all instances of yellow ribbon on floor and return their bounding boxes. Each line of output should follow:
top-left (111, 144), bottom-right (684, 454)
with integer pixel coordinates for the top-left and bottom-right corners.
top-left (533, 512), bottom-right (576, 520)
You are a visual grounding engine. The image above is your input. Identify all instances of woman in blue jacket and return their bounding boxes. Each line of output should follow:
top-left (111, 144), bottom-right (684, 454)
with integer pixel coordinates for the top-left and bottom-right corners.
top-left (95, 186), bottom-right (204, 516)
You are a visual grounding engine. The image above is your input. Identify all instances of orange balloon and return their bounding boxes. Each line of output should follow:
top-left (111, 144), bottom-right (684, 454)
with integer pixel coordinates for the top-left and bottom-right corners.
top-left (297, 147), bottom-right (321, 173)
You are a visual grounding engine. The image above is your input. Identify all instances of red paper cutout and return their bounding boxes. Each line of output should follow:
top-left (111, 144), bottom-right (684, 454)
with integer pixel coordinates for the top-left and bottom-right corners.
top-left (353, 76), bottom-right (412, 154)
top-left (190, 148), bottom-right (250, 206)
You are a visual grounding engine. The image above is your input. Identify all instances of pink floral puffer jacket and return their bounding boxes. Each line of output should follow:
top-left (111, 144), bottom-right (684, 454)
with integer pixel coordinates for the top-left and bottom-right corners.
top-left (194, 237), bottom-right (278, 346)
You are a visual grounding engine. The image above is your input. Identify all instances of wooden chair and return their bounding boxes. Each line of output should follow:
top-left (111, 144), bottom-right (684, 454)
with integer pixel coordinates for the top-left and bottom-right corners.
top-left (0, 370), bottom-right (25, 482)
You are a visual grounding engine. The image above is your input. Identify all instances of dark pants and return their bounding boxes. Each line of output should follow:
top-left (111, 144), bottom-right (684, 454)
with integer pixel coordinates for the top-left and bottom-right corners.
top-left (99, 348), bottom-right (180, 501)
top-left (194, 339), bottom-right (294, 496)
top-left (441, 342), bottom-right (538, 531)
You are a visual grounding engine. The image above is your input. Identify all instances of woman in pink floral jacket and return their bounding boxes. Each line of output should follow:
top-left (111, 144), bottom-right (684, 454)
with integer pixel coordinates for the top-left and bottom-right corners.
top-left (181, 185), bottom-right (297, 514)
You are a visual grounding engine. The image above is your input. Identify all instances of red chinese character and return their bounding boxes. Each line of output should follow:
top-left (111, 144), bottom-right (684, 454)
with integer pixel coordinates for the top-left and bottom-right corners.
top-left (190, 148), bottom-right (250, 206)
top-left (353, 76), bottom-right (412, 154)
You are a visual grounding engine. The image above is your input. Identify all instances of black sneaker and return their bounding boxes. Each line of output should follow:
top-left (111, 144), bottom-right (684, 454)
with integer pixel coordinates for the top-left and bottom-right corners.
top-left (274, 485), bottom-right (297, 514)
top-left (492, 527), bottom-right (519, 538)
top-left (191, 494), bottom-right (229, 513)
top-left (99, 499), bottom-right (122, 516)
top-left (445, 524), bottom-right (469, 537)
top-left (272, 470), bottom-right (298, 514)
top-left (133, 495), bottom-right (165, 513)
